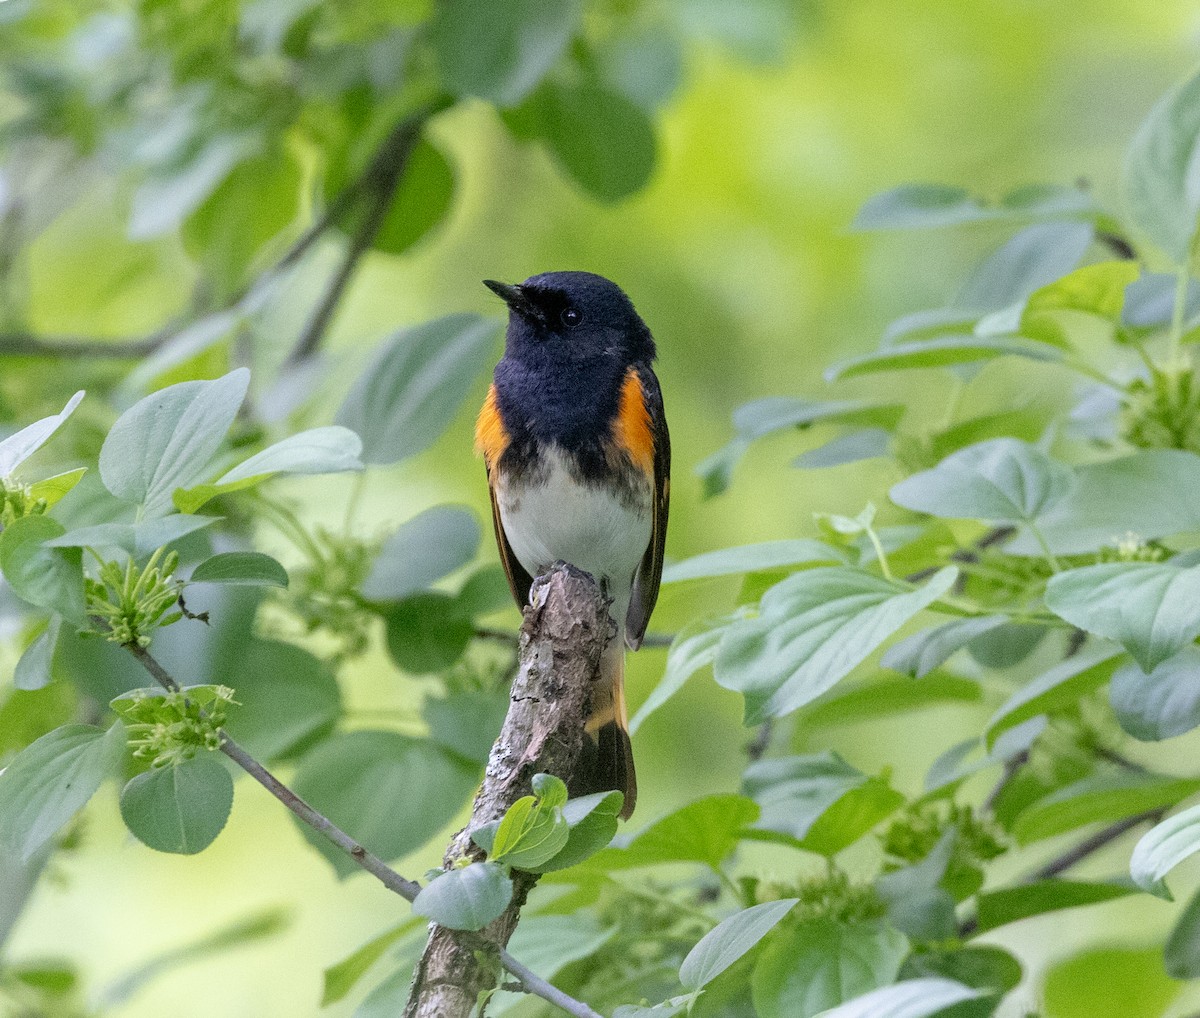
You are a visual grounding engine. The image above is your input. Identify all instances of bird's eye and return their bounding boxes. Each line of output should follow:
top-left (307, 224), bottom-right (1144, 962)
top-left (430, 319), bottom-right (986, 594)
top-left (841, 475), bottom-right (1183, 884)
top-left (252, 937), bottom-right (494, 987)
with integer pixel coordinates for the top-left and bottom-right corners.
top-left (561, 307), bottom-right (583, 328)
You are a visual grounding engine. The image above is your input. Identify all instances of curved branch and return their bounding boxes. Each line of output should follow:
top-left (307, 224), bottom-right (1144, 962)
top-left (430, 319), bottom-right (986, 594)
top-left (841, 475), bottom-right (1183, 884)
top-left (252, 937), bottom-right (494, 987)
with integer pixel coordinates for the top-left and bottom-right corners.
top-left (403, 563), bottom-right (610, 1018)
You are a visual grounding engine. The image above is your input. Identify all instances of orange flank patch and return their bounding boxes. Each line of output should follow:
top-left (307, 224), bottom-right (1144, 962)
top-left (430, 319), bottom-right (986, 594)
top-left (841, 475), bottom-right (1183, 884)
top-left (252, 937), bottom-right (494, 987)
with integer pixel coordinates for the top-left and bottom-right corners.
top-left (612, 369), bottom-right (655, 475)
top-left (475, 384), bottom-right (510, 469)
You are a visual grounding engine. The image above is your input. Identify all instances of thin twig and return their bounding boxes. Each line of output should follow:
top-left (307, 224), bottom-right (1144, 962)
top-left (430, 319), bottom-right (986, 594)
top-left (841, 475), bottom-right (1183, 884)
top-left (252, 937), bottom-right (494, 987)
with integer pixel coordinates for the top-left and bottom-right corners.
top-left (1029, 808), bottom-right (1166, 882)
top-left (124, 643), bottom-right (599, 1018)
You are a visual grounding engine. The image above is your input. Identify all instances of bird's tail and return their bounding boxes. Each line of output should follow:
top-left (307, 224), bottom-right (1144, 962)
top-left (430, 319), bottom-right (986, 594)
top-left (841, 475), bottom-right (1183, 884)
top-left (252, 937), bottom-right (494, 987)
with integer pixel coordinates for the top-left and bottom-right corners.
top-left (573, 636), bottom-right (637, 819)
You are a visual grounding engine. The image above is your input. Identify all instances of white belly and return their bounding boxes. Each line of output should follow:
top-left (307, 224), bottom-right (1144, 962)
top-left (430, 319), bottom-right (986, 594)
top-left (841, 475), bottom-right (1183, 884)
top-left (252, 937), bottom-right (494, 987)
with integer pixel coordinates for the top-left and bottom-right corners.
top-left (497, 447), bottom-right (652, 613)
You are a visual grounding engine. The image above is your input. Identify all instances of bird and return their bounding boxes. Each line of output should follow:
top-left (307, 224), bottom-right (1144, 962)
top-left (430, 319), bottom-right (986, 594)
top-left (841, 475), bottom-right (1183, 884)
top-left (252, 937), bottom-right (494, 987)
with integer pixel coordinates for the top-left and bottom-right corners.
top-left (475, 271), bottom-right (670, 819)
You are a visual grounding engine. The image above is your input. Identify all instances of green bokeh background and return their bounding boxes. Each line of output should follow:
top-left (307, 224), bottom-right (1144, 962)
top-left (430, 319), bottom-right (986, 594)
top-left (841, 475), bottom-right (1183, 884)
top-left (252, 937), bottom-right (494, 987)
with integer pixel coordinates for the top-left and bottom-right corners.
top-left (8, 2), bottom-right (1200, 1015)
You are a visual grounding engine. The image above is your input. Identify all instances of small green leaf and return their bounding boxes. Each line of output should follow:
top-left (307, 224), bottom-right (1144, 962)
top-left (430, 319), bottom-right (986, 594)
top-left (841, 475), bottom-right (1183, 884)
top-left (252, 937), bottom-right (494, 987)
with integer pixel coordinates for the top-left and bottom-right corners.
top-left (825, 336), bottom-right (1064, 382)
top-left (1130, 802), bottom-right (1200, 898)
top-left (1109, 648), bottom-right (1200, 741)
top-left (595, 794), bottom-right (760, 870)
top-left (431, 0), bottom-right (582, 107)
top-left (44, 515), bottom-right (218, 556)
top-left (1165, 885), bottom-right (1200, 978)
top-left (1045, 562), bottom-right (1200, 671)
top-left (679, 898), bottom-right (797, 991)
top-left (0, 722), bottom-right (125, 861)
top-left (875, 832), bottom-right (958, 940)
top-left (383, 593), bottom-right (474, 674)
top-left (98, 369), bottom-right (249, 518)
top-left (373, 140), bottom-right (456, 254)
top-left (890, 438), bottom-right (1074, 524)
top-left (412, 862), bottom-right (513, 931)
top-left (882, 616), bottom-right (1010, 677)
top-left (538, 790), bottom-right (624, 871)
top-left (714, 566), bottom-right (958, 724)
top-left (0, 516), bottom-right (84, 623)
top-left (190, 552), bottom-right (289, 588)
top-left (362, 505), bottom-right (481, 601)
top-left (14, 618), bottom-right (61, 691)
top-left (852, 184), bottom-right (991, 231)
top-left (0, 391), bottom-right (84, 476)
top-left (810, 978), bottom-right (982, 1018)
top-left (751, 919), bottom-right (909, 1018)
top-left (119, 754), bottom-right (234, 854)
top-left (974, 880), bottom-right (1137, 934)
top-left (26, 468), bottom-right (88, 508)
top-left (174, 426), bottom-right (363, 512)
top-left (661, 540), bottom-right (844, 583)
top-left (1012, 768), bottom-right (1200, 845)
top-left (955, 222), bottom-right (1093, 313)
top-left (629, 615), bottom-right (734, 734)
top-left (489, 775), bottom-right (570, 871)
top-left (1124, 67), bottom-right (1200, 262)
top-left (336, 315), bottom-right (499, 466)
top-left (743, 752), bottom-right (903, 855)
top-left (985, 646), bottom-right (1123, 749)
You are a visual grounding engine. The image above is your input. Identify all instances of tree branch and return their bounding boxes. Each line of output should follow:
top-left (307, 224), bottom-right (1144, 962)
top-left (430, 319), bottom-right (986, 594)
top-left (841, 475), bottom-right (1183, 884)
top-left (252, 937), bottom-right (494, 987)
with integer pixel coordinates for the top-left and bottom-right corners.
top-left (403, 563), bottom-right (610, 1018)
top-left (123, 621), bottom-right (602, 1018)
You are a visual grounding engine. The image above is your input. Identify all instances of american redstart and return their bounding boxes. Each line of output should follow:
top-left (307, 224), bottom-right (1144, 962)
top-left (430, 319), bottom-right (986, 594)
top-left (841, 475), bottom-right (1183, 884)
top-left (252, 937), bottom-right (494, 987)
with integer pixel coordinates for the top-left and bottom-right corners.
top-left (476, 271), bottom-right (670, 819)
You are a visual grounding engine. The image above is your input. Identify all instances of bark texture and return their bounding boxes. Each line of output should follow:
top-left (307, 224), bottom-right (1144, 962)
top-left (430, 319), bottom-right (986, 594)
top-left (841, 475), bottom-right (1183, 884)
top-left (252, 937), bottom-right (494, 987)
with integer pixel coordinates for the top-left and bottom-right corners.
top-left (402, 563), bottom-right (609, 1018)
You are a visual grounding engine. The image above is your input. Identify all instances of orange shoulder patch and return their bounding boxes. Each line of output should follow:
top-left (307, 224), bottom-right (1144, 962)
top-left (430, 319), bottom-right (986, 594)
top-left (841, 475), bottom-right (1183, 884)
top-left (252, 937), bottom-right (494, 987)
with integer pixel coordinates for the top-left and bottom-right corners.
top-left (612, 369), bottom-right (655, 475)
top-left (475, 384), bottom-right (509, 469)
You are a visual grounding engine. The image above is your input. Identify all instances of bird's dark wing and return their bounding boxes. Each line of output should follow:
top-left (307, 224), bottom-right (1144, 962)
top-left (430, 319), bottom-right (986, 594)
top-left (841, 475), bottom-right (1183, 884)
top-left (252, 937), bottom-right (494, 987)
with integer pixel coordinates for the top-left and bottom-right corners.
top-left (626, 363), bottom-right (670, 649)
top-left (487, 471), bottom-right (534, 610)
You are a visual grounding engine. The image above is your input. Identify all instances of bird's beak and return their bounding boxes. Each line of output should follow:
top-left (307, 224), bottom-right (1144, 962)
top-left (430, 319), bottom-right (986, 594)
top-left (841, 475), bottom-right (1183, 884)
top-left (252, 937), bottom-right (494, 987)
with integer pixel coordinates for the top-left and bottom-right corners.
top-left (483, 279), bottom-right (545, 324)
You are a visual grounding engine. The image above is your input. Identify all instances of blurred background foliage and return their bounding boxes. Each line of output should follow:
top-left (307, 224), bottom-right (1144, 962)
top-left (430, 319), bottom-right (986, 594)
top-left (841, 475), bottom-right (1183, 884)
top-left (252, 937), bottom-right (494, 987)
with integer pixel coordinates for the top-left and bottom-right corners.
top-left (4, 0), bottom-right (1200, 1016)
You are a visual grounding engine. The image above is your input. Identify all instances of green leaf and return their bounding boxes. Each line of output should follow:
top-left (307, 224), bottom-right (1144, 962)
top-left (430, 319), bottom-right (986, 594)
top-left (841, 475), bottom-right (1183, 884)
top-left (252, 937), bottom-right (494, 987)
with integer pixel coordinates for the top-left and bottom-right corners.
top-left (537, 790), bottom-right (624, 871)
top-left (423, 688), bottom-right (510, 765)
top-left (1011, 768), bottom-right (1200, 845)
top-left (1011, 450), bottom-right (1200, 555)
top-left (985, 646), bottom-right (1123, 749)
top-left (290, 731), bottom-right (479, 877)
top-left (594, 794), bottom-right (759, 870)
top-left (714, 566), bottom-right (958, 724)
top-left (1044, 562), bottom-right (1200, 671)
top-left (189, 552), bottom-right (288, 588)
top-left (1109, 648), bottom-right (1200, 741)
top-left (489, 775), bottom-right (570, 871)
top-left (412, 862), bottom-right (513, 931)
top-left (14, 617), bottom-right (61, 691)
top-left (890, 438), bottom-right (1074, 524)
top-left (175, 426), bottom-right (364, 512)
top-left (0, 391), bottom-right (84, 475)
top-left (0, 516), bottom-right (84, 623)
top-left (98, 369), bottom-right (249, 518)
top-left (974, 880), bottom-right (1137, 934)
top-left (1021, 260), bottom-right (1140, 346)
top-left (875, 833), bottom-right (958, 940)
top-left (810, 978), bottom-right (982, 1018)
top-left (383, 592), bottom-right (474, 674)
top-left (1124, 68), bottom-right (1200, 262)
top-left (362, 505), bottom-right (480, 601)
top-left (44, 515), bottom-right (218, 558)
top-left (335, 315), bottom-right (499, 466)
top-left (1165, 884), bottom-right (1200, 978)
top-left (321, 918), bottom-right (423, 1007)
top-left (698, 399), bottom-right (903, 496)
top-left (881, 616), bottom-right (1009, 677)
top-left (825, 335), bottom-right (1064, 382)
top-left (796, 429), bottom-right (893, 469)
top-left (966, 621), bottom-right (1047, 669)
top-left (27, 468), bottom-right (88, 508)
top-left (531, 77), bottom-right (656, 202)
top-left (1043, 947), bottom-right (1181, 1018)
top-left (751, 919), bottom-right (909, 1018)
top-left (372, 139), bottom-right (456, 254)
top-left (661, 540), bottom-right (844, 583)
top-left (0, 722), bottom-right (125, 862)
top-left (852, 185), bottom-right (991, 231)
top-left (629, 615), bottom-right (734, 734)
top-left (743, 752), bottom-right (903, 855)
top-left (955, 222), bottom-right (1093, 313)
top-left (431, 0), bottom-right (582, 107)
top-left (119, 754), bottom-right (234, 855)
top-left (678, 898), bottom-right (797, 991)
top-left (1130, 801), bottom-right (1200, 898)
top-left (798, 673), bottom-right (983, 729)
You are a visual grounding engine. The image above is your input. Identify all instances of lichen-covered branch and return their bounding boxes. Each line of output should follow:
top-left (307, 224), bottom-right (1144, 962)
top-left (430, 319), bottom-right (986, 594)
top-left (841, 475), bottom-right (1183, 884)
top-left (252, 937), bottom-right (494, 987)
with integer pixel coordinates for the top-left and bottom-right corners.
top-left (402, 563), bottom-right (610, 1018)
